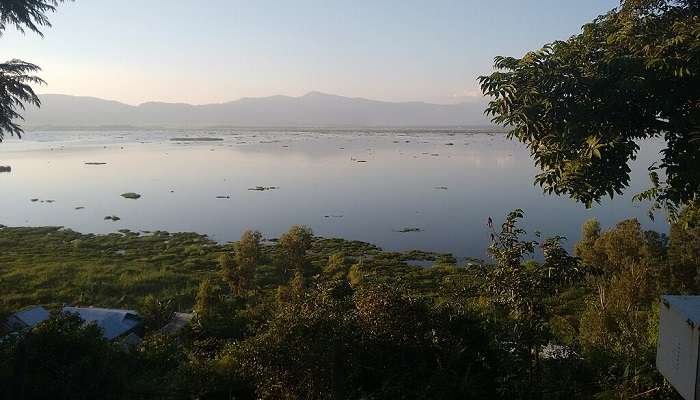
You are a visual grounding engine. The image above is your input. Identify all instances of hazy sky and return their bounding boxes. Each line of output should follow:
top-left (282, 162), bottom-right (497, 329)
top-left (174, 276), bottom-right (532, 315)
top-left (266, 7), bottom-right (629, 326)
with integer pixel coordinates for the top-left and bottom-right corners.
top-left (2, 0), bottom-right (619, 105)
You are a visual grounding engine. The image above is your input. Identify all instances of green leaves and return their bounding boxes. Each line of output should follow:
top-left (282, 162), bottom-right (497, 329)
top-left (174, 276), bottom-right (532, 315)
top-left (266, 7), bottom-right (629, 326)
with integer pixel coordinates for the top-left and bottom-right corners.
top-left (140, 294), bottom-right (175, 333)
top-left (486, 210), bottom-right (583, 394)
top-left (278, 225), bottom-right (314, 277)
top-left (478, 0), bottom-right (699, 218)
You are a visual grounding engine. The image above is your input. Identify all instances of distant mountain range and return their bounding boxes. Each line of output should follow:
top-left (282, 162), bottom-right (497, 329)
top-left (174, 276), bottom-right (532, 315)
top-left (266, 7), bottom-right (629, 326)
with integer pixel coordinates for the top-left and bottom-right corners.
top-left (20, 92), bottom-right (492, 128)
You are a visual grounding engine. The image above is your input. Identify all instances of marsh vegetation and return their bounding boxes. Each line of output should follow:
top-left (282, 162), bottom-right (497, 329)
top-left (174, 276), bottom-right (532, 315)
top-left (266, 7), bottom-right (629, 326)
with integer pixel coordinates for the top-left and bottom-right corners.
top-left (1, 208), bottom-right (699, 399)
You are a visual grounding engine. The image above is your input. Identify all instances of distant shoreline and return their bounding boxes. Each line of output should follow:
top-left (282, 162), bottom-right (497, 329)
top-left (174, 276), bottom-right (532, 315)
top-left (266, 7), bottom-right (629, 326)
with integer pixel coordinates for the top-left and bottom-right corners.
top-left (20, 125), bottom-right (505, 132)
top-left (21, 92), bottom-right (493, 127)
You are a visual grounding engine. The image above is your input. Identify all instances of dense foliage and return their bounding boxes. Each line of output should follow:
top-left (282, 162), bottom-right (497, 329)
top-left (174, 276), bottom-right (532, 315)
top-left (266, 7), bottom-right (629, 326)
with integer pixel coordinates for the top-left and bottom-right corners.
top-left (479, 0), bottom-right (699, 217)
top-left (1, 212), bottom-right (698, 399)
top-left (0, 311), bottom-right (129, 400)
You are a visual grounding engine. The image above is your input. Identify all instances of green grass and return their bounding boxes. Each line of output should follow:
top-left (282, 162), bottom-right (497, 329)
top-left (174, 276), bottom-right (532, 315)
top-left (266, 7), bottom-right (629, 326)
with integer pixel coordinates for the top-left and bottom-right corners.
top-left (0, 225), bottom-right (476, 313)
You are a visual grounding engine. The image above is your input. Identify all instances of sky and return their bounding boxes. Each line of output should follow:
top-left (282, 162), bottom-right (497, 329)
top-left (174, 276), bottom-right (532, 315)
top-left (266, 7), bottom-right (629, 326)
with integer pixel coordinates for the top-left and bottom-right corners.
top-left (2, 0), bottom-right (619, 105)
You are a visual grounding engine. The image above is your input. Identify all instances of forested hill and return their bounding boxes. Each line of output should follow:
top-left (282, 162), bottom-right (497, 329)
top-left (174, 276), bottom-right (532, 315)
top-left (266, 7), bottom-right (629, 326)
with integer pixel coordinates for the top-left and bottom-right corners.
top-left (22, 92), bottom-right (491, 127)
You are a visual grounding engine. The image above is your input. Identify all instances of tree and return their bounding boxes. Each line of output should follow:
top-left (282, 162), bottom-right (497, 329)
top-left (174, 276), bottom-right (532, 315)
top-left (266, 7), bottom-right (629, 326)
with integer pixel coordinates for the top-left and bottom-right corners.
top-left (574, 218), bottom-right (670, 397)
top-left (139, 295), bottom-right (175, 333)
top-left (192, 279), bottom-right (247, 339)
top-left (219, 253), bottom-right (242, 295)
top-left (277, 270), bottom-right (308, 304)
top-left (0, 311), bottom-right (129, 400)
top-left (486, 210), bottom-right (582, 397)
top-left (479, 0), bottom-right (699, 218)
top-left (574, 219), bottom-right (666, 276)
top-left (289, 271), bottom-right (306, 301)
top-left (228, 281), bottom-right (357, 399)
top-left (0, 1), bottom-right (69, 36)
top-left (234, 230), bottom-right (262, 294)
top-left (220, 231), bottom-right (262, 297)
top-left (347, 257), bottom-right (365, 287)
top-left (324, 251), bottom-right (347, 279)
top-left (131, 333), bottom-right (186, 396)
top-left (278, 225), bottom-right (314, 276)
top-left (223, 281), bottom-right (497, 399)
top-left (235, 230), bottom-right (263, 269)
top-left (574, 219), bottom-right (602, 266)
top-left (667, 203), bottom-right (700, 292)
top-left (0, 60), bottom-right (43, 141)
top-left (0, 1), bottom-right (70, 141)
top-left (192, 279), bottom-right (224, 334)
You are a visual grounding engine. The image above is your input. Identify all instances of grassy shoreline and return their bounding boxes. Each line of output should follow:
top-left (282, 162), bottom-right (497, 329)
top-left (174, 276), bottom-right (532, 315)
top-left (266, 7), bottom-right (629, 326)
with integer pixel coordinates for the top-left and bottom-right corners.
top-left (0, 225), bottom-right (482, 313)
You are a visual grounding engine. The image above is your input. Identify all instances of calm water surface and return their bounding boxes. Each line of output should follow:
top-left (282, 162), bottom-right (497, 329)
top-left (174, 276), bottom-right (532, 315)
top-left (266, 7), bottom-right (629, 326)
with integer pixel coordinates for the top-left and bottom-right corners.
top-left (0, 128), bottom-right (667, 259)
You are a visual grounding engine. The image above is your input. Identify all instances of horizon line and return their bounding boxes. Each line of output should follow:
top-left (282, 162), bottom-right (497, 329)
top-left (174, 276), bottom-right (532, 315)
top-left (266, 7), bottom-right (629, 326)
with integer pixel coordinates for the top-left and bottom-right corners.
top-left (34, 91), bottom-right (489, 108)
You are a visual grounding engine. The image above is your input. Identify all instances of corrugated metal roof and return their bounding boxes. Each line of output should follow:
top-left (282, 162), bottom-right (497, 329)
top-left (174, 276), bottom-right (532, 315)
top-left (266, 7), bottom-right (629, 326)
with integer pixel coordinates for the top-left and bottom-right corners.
top-left (121, 332), bottom-right (143, 347)
top-left (159, 312), bottom-right (193, 335)
top-left (13, 306), bottom-right (49, 328)
top-left (62, 307), bottom-right (141, 340)
top-left (663, 295), bottom-right (700, 326)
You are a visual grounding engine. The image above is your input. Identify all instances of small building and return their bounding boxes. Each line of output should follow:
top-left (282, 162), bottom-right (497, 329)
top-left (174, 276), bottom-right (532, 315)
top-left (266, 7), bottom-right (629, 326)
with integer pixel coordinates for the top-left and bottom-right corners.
top-left (62, 307), bottom-right (143, 341)
top-left (159, 312), bottom-right (193, 336)
top-left (656, 295), bottom-right (700, 400)
top-left (3, 306), bottom-right (50, 332)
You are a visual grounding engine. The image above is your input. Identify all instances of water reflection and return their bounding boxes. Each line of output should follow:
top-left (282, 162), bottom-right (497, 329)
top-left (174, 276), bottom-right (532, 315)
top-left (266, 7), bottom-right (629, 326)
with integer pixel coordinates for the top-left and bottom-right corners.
top-left (0, 128), bottom-right (667, 258)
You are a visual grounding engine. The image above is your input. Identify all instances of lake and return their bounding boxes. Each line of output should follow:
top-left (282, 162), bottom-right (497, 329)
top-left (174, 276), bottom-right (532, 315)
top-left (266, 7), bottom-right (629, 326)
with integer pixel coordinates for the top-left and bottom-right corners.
top-left (0, 127), bottom-right (668, 260)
